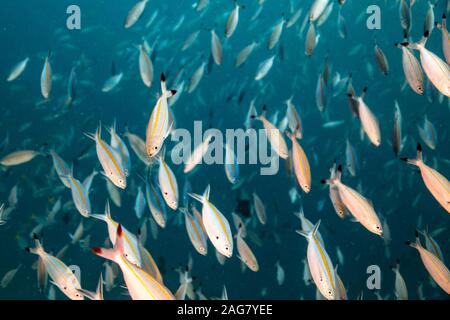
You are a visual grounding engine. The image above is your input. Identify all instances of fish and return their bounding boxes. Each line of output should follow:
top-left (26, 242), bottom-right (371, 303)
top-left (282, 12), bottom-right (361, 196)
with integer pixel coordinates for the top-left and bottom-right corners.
top-left (391, 262), bottom-right (408, 300)
top-left (252, 105), bottom-right (289, 159)
top-left (436, 14), bottom-right (450, 64)
top-left (395, 43), bottom-right (424, 95)
top-left (252, 192), bottom-right (267, 225)
top-left (124, 0), bottom-right (149, 29)
top-left (157, 151), bottom-right (179, 210)
top-left (1, 264), bottom-right (21, 288)
top-left (67, 172), bottom-right (91, 218)
top-left (184, 133), bottom-right (213, 174)
top-left (286, 129), bottom-right (311, 193)
top-left (309, 0), bottom-right (330, 22)
top-left (188, 62), bottom-right (206, 93)
top-left (40, 51), bottom-right (52, 99)
top-left (268, 18), bottom-right (285, 50)
top-left (275, 261), bottom-right (285, 285)
top-left (417, 116), bottom-right (437, 150)
top-left (92, 225), bottom-right (175, 300)
top-left (225, 3), bottom-right (241, 38)
top-left (6, 57), bottom-right (29, 82)
top-left (392, 101), bottom-right (403, 157)
top-left (236, 226), bottom-right (259, 272)
top-left (305, 23), bottom-right (317, 57)
top-left (374, 38), bottom-right (389, 75)
top-left (210, 30), bottom-right (222, 65)
top-left (180, 207), bottom-right (208, 256)
top-left (235, 42), bottom-right (257, 67)
top-left (224, 141), bottom-right (239, 185)
top-left (401, 143), bottom-right (450, 214)
top-left (348, 87), bottom-right (381, 147)
top-left (255, 55), bottom-right (275, 81)
top-left (401, 32), bottom-right (450, 97)
top-left (146, 73), bottom-right (176, 158)
top-left (188, 185), bottom-right (233, 258)
top-left (85, 125), bottom-right (127, 189)
top-left (134, 186), bottom-right (146, 220)
top-left (0, 150), bottom-right (42, 167)
top-left (296, 220), bottom-right (336, 300)
top-left (321, 165), bottom-right (383, 236)
top-left (138, 44), bottom-right (154, 87)
top-left (108, 121), bottom-right (131, 176)
top-left (406, 231), bottom-right (450, 294)
top-left (146, 177), bottom-right (167, 228)
top-left (26, 235), bottom-right (83, 300)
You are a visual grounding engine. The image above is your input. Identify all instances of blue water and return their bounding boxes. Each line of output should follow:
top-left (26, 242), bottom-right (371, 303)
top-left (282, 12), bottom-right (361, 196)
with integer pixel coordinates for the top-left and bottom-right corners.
top-left (0, 0), bottom-right (449, 300)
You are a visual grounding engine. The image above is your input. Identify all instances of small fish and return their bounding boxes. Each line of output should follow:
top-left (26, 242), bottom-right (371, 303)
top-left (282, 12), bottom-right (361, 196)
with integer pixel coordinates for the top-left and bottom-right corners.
top-left (236, 226), bottom-right (259, 272)
top-left (146, 73), bottom-right (176, 158)
top-left (305, 23), bottom-right (317, 57)
top-left (401, 143), bottom-right (450, 214)
top-left (1, 264), bottom-right (21, 288)
top-left (401, 32), bottom-right (450, 97)
top-left (134, 186), bottom-right (146, 220)
top-left (392, 101), bottom-right (403, 157)
top-left (180, 207), bottom-right (208, 256)
top-left (224, 141), bottom-right (239, 185)
top-left (0, 150), bottom-right (42, 167)
top-left (211, 30), bottom-right (222, 65)
top-left (374, 38), bottom-right (389, 75)
top-left (146, 177), bottom-right (167, 228)
top-left (225, 3), bottom-right (241, 38)
top-left (297, 220), bottom-right (336, 300)
top-left (85, 125), bottom-right (127, 189)
top-left (275, 261), bottom-right (285, 285)
top-left (406, 231), bottom-right (450, 294)
top-left (235, 42), bottom-right (257, 67)
top-left (26, 236), bottom-right (83, 300)
top-left (255, 55), bottom-right (275, 81)
top-left (395, 43), bottom-right (424, 95)
top-left (6, 57), bottom-right (29, 82)
top-left (189, 185), bottom-right (233, 258)
top-left (322, 165), bottom-right (383, 236)
top-left (158, 151), bottom-right (179, 210)
top-left (252, 105), bottom-right (288, 159)
top-left (417, 116), bottom-right (437, 150)
top-left (286, 129), bottom-right (311, 193)
top-left (268, 18), bottom-right (285, 50)
top-left (138, 44), bottom-right (153, 87)
top-left (252, 192), bottom-right (267, 225)
top-left (40, 51), bottom-right (52, 99)
top-left (124, 0), bottom-right (149, 29)
top-left (348, 87), bottom-right (381, 147)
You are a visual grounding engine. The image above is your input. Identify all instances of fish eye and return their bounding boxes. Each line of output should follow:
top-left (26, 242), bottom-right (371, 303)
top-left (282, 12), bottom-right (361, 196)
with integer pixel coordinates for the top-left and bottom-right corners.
top-left (154, 146), bottom-right (158, 150)
top-left (225, 246), bottom-right (229, 251)
top-left (328, 290), bottom-right (332, 295)
top-left (216, 236), bottom-right (219, 240)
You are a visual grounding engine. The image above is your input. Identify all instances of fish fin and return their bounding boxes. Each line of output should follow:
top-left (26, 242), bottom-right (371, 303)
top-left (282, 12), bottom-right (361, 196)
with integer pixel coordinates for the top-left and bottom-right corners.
top-left (92, 224), bottom-right (124, 261)
top-left (312, 220), bottom-right (321, 237)
top-left (187, 192), bottom-right (203, 203)
top-left (400, 143), bottom-right (423, 166)
top-left (295, 229), bottom-right (309, 239)
top-left (203, 185), bottom-right (211, 200)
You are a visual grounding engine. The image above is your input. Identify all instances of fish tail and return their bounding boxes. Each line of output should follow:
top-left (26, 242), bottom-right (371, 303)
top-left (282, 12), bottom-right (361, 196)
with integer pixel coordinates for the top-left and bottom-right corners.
top-left (92, 224), bottom-right (124, 262)
top-left (25, 234), bottom-right (44, 255)
top-left (400, 143), bottom-right (423, 166)
top-left (203, 184), bottom-right (211, 200)
top-left (405, 230), bottom-right (422, 250)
